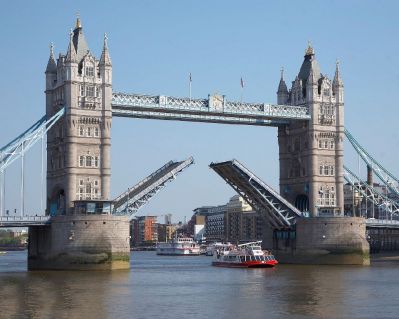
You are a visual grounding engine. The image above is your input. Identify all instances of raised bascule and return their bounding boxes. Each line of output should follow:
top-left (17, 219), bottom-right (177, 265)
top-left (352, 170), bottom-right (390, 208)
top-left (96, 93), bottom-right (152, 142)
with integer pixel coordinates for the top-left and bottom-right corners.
top-left (1, 18), bottom-right (398, 269)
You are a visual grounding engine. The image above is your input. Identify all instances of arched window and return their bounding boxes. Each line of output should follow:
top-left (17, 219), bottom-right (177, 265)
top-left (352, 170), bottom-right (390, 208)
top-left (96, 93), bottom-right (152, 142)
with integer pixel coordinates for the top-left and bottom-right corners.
top-left (86, 156), bottom-right (92, 167)
top-left (330, 141), bottom-right (334, 149)
top-left (324, 165), bottom-right (329, 175)
top-left (87, 127), bottom-right (91, 137)
top-left (79, 156), bottom-right (84, 167)
top-left (86, 184), bottom-right (91, 199)
top-left (94, 127), bottom-right (99, 137)
top-left (94, 156), bottom-right (99, 167)
top-left (330, 166), bottom-right (334, 175)
top-left (79, 126), bottom-right (84, 136)
top-left (320, 165), bottom-right (323, 175)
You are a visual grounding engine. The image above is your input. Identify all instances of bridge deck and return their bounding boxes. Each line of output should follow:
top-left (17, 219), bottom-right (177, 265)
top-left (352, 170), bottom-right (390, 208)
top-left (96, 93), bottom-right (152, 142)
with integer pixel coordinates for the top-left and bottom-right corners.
top-left (113, 157), bottom-right (194, 218)
top-left (111, 93), bottom-right (310, 126)
top-left (210, 159), bottom-right (302, 229)
top-left (0, 216), bottom-right (50, 227)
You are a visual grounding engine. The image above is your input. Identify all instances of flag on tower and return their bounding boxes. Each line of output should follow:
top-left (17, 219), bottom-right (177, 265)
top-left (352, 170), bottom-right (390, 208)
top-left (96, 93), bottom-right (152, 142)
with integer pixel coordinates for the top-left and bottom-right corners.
top-left (240, 77), bottom-right (244, 88)
top-left (189, 72), bottom-right (192, 100)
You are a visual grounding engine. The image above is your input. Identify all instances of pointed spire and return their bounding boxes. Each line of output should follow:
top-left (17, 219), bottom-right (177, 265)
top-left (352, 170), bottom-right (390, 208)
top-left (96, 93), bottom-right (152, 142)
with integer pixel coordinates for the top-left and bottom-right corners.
top-left (277, 66), bottom-right (288, 93)
top-left (65, 29), bottom-right (77, 63)
top-left (99, 33), bottom-right (112, 66)
top-left (333, 59), bottom-right (343, 86)
top-left (305, 40), bottom-right (315, 56)
top-left (46, 42), bottom-right (57, 73)
top-left (76, 12), bottom-right (82, 29)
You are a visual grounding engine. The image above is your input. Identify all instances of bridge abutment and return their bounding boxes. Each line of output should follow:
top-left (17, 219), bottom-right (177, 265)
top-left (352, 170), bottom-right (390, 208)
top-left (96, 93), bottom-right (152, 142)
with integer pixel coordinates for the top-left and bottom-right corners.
top-left (28, 215), bottom-right (130, 270)
top-left (263, 217), bottom-right (370, 265)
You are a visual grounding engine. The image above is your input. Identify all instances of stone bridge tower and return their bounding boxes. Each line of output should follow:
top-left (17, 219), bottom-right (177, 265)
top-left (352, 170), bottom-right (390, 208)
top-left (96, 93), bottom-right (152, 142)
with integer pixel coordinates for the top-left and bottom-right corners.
top-left (277, 44), bottom-right (344, 217)
top-left (45, 17), bottom-right (112, 215)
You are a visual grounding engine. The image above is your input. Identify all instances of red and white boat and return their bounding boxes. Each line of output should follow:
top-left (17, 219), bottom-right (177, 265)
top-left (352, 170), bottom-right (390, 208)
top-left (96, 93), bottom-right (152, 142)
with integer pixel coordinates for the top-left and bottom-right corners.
top-left (212, 241), bottom-right (278, 268)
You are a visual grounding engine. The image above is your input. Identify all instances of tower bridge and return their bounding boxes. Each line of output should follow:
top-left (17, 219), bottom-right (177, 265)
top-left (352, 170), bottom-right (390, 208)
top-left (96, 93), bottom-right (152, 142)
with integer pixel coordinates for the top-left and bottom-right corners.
top-left (2, 17), bottom-right (399, 268)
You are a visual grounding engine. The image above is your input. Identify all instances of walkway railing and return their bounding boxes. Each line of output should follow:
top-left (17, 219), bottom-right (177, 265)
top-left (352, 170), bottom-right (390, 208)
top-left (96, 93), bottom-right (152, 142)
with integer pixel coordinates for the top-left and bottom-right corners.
top-left (0, 215), bottom-right (50, 227)
top-left (111, 92), bottom-right (310, 126)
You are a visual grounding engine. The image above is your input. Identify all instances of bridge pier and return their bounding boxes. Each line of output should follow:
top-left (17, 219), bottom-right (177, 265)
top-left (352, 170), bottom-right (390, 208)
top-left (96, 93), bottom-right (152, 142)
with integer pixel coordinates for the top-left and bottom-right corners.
top-left (263, 217), bottom-right (370, 265)
top-left (28, 215), bottom-right (130, 270)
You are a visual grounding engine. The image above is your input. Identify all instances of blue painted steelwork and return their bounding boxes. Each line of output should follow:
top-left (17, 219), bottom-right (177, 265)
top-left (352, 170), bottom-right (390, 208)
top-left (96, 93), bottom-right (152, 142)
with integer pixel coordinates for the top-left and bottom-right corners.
top-left (366, 219), bottom-right (399, 228)
top-left (113, 157), bottom-right (194, 220)
top-left (345, 129), bottom-right (399, 198)
top-left (0, 215), bottom-right (50, 227)
top-left (0, 108), bottom-right (65, 172)
top-left (210, 159), bottom-right (302, 229)
top-left (111, 92), bottom-right (310, 126)
top-left (344, 165), bottom-right (399, 218)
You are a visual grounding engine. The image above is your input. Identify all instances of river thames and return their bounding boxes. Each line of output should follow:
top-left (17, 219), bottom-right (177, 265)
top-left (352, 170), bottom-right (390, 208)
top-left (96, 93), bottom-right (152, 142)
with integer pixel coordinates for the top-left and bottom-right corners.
top-left (0, 251), bottom-right (398, 319)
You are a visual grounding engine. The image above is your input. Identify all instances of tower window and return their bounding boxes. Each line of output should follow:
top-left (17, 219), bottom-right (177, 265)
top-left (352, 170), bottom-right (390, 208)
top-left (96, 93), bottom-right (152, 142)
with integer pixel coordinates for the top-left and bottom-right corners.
top-left (87, 127), bottom-right (91, 137)
top-left (79, 126), bottom-right (84, 136)
top-left (79, 179), bottom-right (84, 186)
top-left (86, 86), bottom-right (95, 97)
top-left (324, 166), bottom-right (329, 175)
top-left (85, 66), bottom-right (94, 77)
top-left (79, 156), bottom-right (84, 167)
top-left (94, 127), bottom-right (99, 137)
top-left (86, 156), bottom-right (92, 167)
top-left (94, 156), bottom-right (99, 167)
top-left (80, 85), bottom-right (85, 97)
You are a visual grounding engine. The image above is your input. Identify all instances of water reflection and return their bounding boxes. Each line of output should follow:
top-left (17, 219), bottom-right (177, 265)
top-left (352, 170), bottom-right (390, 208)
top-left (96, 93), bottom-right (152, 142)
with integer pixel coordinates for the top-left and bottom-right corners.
top-left (0, 266), bottom-right (129, 319)
top-left (0, 252), bottom-right (398, 319)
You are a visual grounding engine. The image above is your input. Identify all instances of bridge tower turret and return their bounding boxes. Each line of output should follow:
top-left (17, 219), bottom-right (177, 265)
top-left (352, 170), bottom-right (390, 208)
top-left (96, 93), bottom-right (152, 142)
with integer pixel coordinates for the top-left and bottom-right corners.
top-left (278, 43), bottom-right (345, 217)
top-left (30, 18), bottom-right (129, 270)
top-left (45, 18), bottom-right (112, 215)
top-left (277, 67), bottom-right (289, 105)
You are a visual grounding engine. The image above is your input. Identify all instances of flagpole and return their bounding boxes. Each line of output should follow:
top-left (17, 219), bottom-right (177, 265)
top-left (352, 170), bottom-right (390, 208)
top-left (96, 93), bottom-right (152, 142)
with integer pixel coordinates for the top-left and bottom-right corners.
top-left (189, 73), bottom-right (192, 102)
top-left (240, 77), bottom-right (244, 103)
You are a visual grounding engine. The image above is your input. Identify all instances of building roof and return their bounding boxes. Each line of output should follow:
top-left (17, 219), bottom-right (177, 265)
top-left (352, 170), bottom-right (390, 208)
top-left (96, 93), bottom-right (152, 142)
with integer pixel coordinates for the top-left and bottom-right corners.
top-left (298, 44), bottom-right (320, 85)
top-left (72, 19), bottom-right (90, 63)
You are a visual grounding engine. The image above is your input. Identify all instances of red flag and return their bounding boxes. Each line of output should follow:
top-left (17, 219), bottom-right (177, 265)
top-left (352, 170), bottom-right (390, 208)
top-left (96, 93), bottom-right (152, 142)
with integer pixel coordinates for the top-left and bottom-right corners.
top-left (240, 77), bottom-right (244, 88)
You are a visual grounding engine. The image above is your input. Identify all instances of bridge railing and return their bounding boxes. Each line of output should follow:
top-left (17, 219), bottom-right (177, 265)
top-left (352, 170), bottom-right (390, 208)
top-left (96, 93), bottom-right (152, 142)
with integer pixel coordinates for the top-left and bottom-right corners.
top-left (111, 92), bottom-right (311, 122)
top-left (0, 215), bottom-right (50, 226)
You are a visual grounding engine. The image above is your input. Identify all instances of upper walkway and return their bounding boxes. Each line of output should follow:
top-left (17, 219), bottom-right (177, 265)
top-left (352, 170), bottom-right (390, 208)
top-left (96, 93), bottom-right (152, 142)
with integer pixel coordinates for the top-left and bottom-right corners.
top-left (111, 92), bottom-right (310, 126)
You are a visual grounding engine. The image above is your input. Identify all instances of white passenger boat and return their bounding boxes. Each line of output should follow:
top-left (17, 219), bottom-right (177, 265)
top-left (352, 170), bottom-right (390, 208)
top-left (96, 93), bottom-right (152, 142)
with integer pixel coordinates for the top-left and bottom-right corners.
top-left (156, 237), bottom-right (201, 256)
top-left (212, 241), bottom-right (278, 268)
top-left (205, 242), bottom-right (234, 256)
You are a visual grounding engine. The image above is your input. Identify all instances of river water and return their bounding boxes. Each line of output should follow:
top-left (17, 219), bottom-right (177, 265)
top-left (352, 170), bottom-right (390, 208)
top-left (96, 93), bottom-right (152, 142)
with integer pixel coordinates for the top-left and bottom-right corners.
top-left (0, 251), bottom-right (397, 319)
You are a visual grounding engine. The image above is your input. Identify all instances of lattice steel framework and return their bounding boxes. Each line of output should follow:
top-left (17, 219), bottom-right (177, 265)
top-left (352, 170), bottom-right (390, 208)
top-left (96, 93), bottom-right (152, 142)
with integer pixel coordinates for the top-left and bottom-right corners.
top-left (345, 129), bottom-right (399, 198)
top-left (210, 159), bottom-right (302, 229)
top-left (0, 108), bottom-right (65, 172)
top-left (113, 157), bottom-right (194, 220)
top-left (344, 165), bottom-right (399, 217)
top-left (111, 92), bottom-right (310, 126)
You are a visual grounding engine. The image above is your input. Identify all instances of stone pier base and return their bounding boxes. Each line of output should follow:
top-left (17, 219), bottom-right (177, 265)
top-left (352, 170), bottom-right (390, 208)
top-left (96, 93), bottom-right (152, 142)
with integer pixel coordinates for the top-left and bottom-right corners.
top-left (28, 215), bottom-right (130, 270)
top-left (263, 217), bottom-right (370, 265)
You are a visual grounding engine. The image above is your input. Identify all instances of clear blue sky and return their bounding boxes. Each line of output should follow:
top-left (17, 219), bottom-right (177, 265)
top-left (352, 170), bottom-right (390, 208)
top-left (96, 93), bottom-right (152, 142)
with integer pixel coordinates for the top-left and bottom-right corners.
top-left (1, 1), bottom-right (399, 222)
